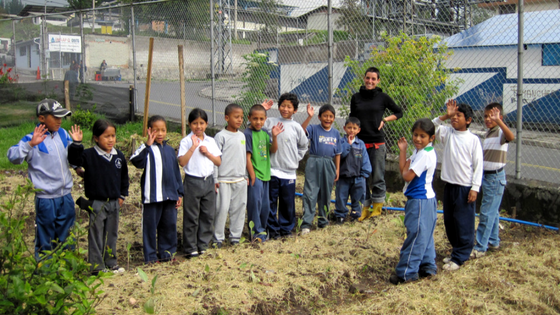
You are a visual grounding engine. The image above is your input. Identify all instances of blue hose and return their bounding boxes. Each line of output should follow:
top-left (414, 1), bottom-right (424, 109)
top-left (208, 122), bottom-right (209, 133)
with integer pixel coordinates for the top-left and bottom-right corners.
top-left (294, 192), bottom-right (559, 232)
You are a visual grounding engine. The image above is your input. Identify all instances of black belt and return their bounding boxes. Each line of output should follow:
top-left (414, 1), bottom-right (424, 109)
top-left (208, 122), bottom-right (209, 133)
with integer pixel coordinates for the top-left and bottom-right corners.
top-left (484, 167), bottom-right (504, 175)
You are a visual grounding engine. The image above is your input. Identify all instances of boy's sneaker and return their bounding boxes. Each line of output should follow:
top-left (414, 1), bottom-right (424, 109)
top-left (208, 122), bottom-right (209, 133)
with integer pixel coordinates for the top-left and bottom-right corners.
top-left (488, 244), bottom-right (500, 251)
top-left (470, 249), bottom-right (486, 259)
top-left (187, 251), bottom-right (199, 259)
top-left (230, 240), bottom-right (239, 246)
top-left (301, 228), bottom-right (310, 236)
top-left (443, 257), bottom-right (452, 264)
top-left (199, 250), bottom-right (206, 255)
top-left (443, 261), bottom-right (460, 271)
top-left (109, 265), bottom-right (125, 273)
top-left (213, 242), bottom-right (222, 249)
top-left (335, 217), bottom-right (345, 225)
top-left (389, 274), bottom-right (418, 285)
top-left (418, 269), bottom-right (437, 278)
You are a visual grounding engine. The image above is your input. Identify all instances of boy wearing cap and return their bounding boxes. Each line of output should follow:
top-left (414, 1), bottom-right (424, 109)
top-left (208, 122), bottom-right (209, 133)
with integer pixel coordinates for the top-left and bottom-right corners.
top-left (7, 99), bottom-right (76, 257)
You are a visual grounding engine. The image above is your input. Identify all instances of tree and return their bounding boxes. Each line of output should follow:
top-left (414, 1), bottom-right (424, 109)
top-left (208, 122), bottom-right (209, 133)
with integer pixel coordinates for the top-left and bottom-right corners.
top-left (5, 0), bottom-right (23, 15)
top-left (67, 0), bottom-right (103, 10)
top-left (336, 0), bottom-right (372, 40)
top-left (341, 32), bottom-right (462, 151)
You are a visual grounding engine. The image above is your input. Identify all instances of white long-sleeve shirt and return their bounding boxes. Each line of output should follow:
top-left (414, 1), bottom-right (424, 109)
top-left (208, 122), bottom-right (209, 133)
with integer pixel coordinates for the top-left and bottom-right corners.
top-left (433, 117), bottom-right (483, 192)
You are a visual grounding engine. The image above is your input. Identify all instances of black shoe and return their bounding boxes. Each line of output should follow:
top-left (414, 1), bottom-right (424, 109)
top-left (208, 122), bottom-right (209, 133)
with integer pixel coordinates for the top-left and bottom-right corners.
top-left (213, 242), bottom-right (222, 249)
top-left (419, 269), bottom-right (437, 278)
top-left (230, 240), bottom-right (239, 246)
top-left (187, 251), bottom-right (199, 259)
top-left (389, 274), bottom-right (418, 285)
top-left (335, 217), bottom-right (345, 225)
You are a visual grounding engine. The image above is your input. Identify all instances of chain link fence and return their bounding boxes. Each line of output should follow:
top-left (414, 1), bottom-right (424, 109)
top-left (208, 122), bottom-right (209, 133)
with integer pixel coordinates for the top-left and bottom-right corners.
top-left (0, 0), bottom-right (559, 183)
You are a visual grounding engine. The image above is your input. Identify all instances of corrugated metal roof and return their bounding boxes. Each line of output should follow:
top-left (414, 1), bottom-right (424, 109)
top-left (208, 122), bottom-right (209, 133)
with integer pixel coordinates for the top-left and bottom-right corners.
top-left (443, 9), bottom-right (560, 47)
top-left (282, 0), bottom-right (344, 17)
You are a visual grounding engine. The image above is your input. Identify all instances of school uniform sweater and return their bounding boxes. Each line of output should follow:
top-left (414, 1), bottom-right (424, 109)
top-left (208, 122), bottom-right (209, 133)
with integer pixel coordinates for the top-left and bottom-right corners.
top-left (7, 126), bottom-right (74, 198)
top-left (263, 117), bottom-right (308, 178)
top-left (68, 144), bottom-right (129, 200)
top-left (130, 141), bottom-right (184, 204)
top-left (339, 136), bottom-right (372, 178)
top-left (433, 117), bottom-right (483, 192)
top-left (349, 86), bottom-right (403, 143)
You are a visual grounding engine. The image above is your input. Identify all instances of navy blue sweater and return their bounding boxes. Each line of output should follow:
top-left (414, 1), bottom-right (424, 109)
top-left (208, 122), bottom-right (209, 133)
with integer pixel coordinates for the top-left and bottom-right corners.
top-left (339, 136), bottom-right (372, 179)
top-left (68, 144), bottom-right (129, 200)
top-left (130, 142), bottom-right (184, 204)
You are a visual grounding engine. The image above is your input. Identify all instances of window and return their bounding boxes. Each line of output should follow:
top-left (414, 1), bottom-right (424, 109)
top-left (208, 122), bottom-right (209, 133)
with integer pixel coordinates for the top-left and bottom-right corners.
top-left (499, 4), bottom-right (516, 14)
top-left (543, 43), bottom-right (560, 66)
top-left (19, 46), bottom-right (26, 56)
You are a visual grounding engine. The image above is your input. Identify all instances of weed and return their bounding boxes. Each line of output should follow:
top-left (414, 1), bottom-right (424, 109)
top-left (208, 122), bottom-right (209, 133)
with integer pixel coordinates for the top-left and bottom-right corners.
top-left (0, 180), bottom-right (106, 314)
top-left (71, 104), bottom-right (103, 130)
top-left (294, 217), bottom-right (303, 241)
top-left (248, 221), bottom-right (265, 244)
top-left (126, 243), bottom-right (132, 270)
top-left (137, 267), bottom-right (158, 314)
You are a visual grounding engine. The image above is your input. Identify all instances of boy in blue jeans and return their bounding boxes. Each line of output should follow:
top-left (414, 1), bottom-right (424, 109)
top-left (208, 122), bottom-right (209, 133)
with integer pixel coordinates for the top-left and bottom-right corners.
top-left (471, 103), bottom-right (514, 258)
top-left (244, 104), bottom-right (283, 243)
top-left (7, 99), bottom-right (76, 257)
top-left (433, 99), bottom-right (483, 271)
top-left (262, 93), bottom-right (308, 239)
top-left (334, 117), bottom-right (372, 223)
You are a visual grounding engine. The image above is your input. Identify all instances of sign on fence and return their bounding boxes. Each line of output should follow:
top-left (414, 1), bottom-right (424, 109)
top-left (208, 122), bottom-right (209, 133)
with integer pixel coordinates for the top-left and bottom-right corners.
top-left (48, 34), bottom-right (82, 53)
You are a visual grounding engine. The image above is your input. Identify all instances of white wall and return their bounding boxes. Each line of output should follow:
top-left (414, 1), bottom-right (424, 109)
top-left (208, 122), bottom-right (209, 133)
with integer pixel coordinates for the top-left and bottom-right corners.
top-left (447, 45), bottom-right (560, 79)
top-left (307, 12), bottom-right (344, 31)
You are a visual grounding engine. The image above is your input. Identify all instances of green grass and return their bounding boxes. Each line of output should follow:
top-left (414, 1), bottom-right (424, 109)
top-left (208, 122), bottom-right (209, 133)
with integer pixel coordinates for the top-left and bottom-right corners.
top-left (0, 120), bottom-right (144, 171)
top-left (0, 101), bottom-right (37, 128)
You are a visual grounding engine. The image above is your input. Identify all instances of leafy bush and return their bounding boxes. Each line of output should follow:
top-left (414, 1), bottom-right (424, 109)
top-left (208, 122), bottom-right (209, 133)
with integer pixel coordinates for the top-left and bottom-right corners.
top-left (341, 33), bottom-right (462, 151)
top-left (236, 52), bottom-right (277, 125)
top-left (0, 64), bottom-right (17, 85)
top-left (0, 180), bottom-right (107, 314)
top-left (72, 105), bottom-right (104, 129)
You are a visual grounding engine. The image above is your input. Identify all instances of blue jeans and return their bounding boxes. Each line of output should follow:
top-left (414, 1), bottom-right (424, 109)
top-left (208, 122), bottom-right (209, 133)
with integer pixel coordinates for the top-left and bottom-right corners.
top-left (247, 178), bottom-right (269, 242)
top-left (335, 176), bottom-right (366, 219)
top-left (395, 198), bottom-right (437, 281)
top-left (475, 170), bottom-right (506, 252)
top-left (35, 193), bottom-right (76, 258)
top-left (365, 144), bottom-right (386, 205)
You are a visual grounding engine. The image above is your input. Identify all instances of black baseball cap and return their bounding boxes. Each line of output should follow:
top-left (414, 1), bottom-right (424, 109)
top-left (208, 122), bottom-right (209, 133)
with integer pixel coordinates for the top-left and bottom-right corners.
top-left (37, 99), bottom-right (72, 118)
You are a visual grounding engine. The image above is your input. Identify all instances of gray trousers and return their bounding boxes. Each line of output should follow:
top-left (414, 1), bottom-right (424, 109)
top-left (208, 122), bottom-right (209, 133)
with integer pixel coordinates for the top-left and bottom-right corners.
top-left (213, 180), bottom-right (247, 243)
top-left (183, 175), bottom-right (216, 254)
top-left (302, 156), bottom-right (336, 229)
top-left (89, 199), bottom-right (120, 271)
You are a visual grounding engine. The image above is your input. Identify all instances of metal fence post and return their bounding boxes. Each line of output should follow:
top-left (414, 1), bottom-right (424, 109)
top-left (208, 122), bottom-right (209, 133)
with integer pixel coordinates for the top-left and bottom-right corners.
top-left (516, 0), bottom-right (524, 180)
top-left (80, 11), bottom-right (86, 84)
top-left (210, 0), bottom-right (216, 126)
top-left (12, 19), bottom-right (16, 76)
top-left (131, 5), bottom-right (138, 115)
top-left (328, 0), bottom-right (333, 105)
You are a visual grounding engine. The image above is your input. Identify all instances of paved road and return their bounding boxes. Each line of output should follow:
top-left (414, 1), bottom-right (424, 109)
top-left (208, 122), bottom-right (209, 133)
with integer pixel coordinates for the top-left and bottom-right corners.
top-left (111, 81), bottom-right (560, 185)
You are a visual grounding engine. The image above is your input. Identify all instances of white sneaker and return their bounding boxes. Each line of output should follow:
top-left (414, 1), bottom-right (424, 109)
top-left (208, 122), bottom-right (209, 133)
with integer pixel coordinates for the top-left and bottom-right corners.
top-left (443, 261), bottom-right (460, 271)
top-left (443, 257), bottom-right (452, 264)
top-left (470, 249), bottom-right (486, 259)
top-left (301, 228), bottom-right (310, 236)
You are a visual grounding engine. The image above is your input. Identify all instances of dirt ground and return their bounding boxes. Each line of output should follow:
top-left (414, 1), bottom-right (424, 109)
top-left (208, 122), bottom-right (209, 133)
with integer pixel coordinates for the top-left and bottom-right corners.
top-left (1, 166), bottom-right (560, 315)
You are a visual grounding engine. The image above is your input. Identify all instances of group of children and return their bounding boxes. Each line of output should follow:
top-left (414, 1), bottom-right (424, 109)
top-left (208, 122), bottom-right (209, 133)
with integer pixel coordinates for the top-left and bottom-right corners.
top-left (8, 93), bottom-right (512, 282)
top-left (390, 99), bottom-right (513, 284)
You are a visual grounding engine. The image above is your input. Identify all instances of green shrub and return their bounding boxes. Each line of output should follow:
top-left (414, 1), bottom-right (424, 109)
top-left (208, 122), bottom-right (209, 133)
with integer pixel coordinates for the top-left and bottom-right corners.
top-left (0, 180), bottom-right (107, 314)
top-left (71, 105), bottom-right (104, 129)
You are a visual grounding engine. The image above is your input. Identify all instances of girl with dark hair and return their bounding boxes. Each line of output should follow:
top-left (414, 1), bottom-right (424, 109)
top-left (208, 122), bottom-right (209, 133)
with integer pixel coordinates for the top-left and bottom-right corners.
top-left (390, 118), bottom-right (437, 284)
top-left (68, 119), bottom-right (129, 275)
top-left (177, 108), bottom-right (222, 258)
top-left (130, 115), bottom-right (184, 264)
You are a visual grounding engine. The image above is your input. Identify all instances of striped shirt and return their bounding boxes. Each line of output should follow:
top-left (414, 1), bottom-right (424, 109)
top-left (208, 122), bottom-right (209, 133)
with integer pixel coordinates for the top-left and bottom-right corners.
top-left (483, 126), bottom-right (508, 171)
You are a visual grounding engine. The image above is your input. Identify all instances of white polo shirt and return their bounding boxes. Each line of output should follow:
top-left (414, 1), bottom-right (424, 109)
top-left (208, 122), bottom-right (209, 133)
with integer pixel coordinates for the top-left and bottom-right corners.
top-left (178, 132), bottom-right (222, 178)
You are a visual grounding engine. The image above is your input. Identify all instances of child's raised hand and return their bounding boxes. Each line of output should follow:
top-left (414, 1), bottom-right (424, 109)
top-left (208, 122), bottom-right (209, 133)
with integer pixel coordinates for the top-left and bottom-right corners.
top-left (261, 99), bottom-right (273, 111)
top-left (191, 134), bottom-right (200, 149)
top-left (446, 99), bottom-right (457, 117)
top-left (489, 107), bottom-right (501, 122)
top-left (69, 124), bottom-right (83, 142)
top-left (146, 127), bottom-right (156, 146)
top-left (272, 122), bottom-right (284, 137)
top-left (29, 124), bottom-right (48, 147)
top-left (307, 103), bottom-right (314, 117)
top-left (347, 134), bottom-right (355, 143)
top-left (397, 137), bottom-right (408, 152)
